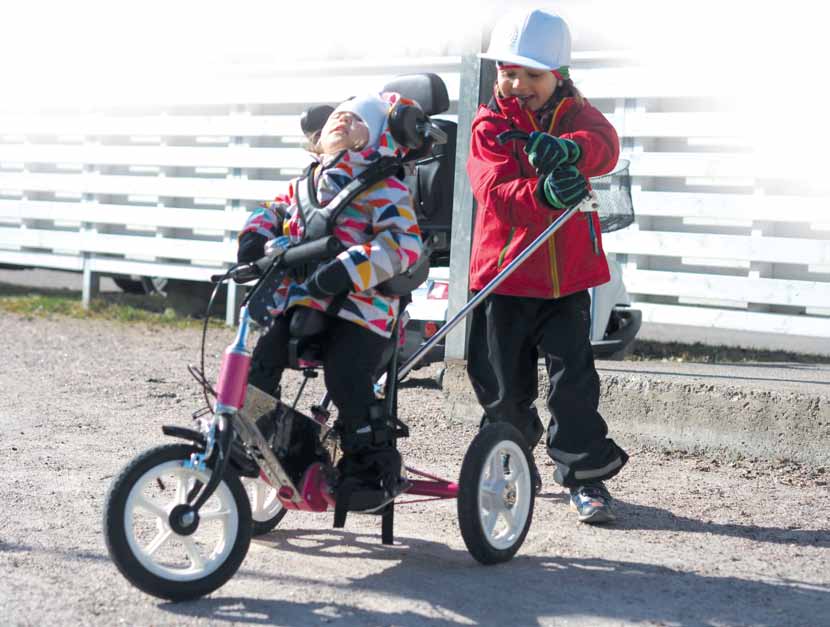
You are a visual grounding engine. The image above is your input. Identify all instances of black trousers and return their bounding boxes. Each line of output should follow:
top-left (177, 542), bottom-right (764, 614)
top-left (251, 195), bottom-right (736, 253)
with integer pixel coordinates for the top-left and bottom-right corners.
top-left (248, 311), bottom-right (390, 426)
top-left (467, 290), bottom-right (628, 487)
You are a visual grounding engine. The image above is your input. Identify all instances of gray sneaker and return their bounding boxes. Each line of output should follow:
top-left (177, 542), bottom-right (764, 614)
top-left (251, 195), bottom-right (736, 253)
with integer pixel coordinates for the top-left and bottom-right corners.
top-left (569, 481), bottom-right (616, 524)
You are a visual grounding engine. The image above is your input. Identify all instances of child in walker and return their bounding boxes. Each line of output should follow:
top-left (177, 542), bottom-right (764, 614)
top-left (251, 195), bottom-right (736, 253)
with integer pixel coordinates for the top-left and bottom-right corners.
top-left (466, 8), bottom-right (629, 523)
top-left (236, 92), bottom-right (422, 508)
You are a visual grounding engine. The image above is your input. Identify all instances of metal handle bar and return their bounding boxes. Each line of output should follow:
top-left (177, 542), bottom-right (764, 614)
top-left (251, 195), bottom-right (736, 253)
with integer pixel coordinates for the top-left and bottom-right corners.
top-left (211, 236), bottom-right (345, 284)
top-left (398, 198), bottom-right (593, 380)
top-left (497, 130), bottom-right (530, 144)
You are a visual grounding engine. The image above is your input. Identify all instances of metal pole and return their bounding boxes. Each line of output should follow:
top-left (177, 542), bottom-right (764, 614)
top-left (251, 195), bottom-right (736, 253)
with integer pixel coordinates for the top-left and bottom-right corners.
top-left (399, 200), bottom-right (588, 380)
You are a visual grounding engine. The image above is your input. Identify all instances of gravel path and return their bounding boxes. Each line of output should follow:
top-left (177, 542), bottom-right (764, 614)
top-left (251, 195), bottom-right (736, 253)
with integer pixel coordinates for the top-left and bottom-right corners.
top-left (1, 312), bottom-right (828, 627)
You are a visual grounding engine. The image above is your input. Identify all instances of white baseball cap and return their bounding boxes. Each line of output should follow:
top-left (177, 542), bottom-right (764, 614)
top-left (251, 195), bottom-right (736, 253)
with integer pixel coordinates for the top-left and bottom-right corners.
top-left (479, 8), bottom-right (572, 71)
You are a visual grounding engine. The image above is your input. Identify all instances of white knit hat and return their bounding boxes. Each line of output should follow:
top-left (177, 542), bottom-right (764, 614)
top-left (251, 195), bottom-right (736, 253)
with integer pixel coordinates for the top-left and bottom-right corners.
top-left (479, 8), bottom-right (572, 70)
top-left (332, 93), bottom-right (389, 148)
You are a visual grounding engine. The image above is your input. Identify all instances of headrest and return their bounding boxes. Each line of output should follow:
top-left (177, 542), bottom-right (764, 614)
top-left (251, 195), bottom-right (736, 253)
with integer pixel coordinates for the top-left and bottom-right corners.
top-left (300, 104), bottom-right (335, 140)
top-left (382, 73), bottom-right (449, 116)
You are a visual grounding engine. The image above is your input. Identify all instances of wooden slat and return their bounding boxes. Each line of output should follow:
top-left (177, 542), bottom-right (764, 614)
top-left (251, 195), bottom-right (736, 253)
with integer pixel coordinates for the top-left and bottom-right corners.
top-left (632, 190), bottom-right (824, 224)
top-left (86, 258), bottom-right (224, 281)
top-left (623, 269), bottom-right (830, 309)
top-left (577, 67), bottom-right (728, 99)
top-left (626, 153), bottom-right (770, 180)
top-left (604, 229), bottom-right (830, 266)
top-left (0, 250), bottom-right (84, 271)
top-left (0, 144), bottom-right (310, 170)
top-left (0, 227), bottom-right (236, 263)
top-left (0, 172), bottom-right (283, 202)
top-left (22, 72), bottom-right (462, 108)
top-left (0, 114), bottom-right (306, 138)
top-left (613, 111), bottom-right (747, 138)
top-left (2, 148), bottom-right (771, 182)
top-left (635, 302), bottom-right (830, 338)
top-left (0, 200), bottom-right (249, 231)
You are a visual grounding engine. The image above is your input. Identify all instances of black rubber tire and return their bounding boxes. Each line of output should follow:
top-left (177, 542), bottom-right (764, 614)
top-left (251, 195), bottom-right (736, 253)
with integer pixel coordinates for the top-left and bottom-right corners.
top-left (103, 443), bottom-right (252, 601)
top-left (434, 366), bottom-right (446, 389)
top-left (112, 276), bottom-right (149, 294)
top-left (252, 510), bottom-right (288, 536)
top-left (457, 423), bottom-right (535, 565)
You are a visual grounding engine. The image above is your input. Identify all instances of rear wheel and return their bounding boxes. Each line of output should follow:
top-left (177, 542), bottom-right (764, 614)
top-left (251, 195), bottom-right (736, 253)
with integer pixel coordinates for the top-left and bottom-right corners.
top-left (103, 443), bottom-right (252, 601)
top-left (457, 423), bottom-right (535, 564)
top-left (242, 476), bottom-right (287, 536)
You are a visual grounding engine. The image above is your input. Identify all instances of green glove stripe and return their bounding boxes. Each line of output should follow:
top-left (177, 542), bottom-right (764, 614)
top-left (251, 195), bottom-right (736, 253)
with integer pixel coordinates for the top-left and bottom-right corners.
top-left (542, 176), bottom-right (567, 209)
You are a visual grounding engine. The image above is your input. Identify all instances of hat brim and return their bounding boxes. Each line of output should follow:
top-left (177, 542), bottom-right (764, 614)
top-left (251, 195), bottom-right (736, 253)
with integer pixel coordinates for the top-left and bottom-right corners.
top-left (478, 51), bottom-right (554, 71)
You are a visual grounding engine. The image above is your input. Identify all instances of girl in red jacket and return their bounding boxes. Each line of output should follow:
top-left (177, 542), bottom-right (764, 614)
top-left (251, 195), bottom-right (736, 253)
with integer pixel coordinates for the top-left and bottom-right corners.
top-left (467, 8), bottom-right (628, 523)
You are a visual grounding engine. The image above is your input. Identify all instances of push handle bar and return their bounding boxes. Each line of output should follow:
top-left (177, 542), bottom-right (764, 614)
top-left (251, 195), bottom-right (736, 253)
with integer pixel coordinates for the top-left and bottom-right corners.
top-left (211, 236), bottom-right (345, 284)
top-left (496, 130), bottom-right (530, 145)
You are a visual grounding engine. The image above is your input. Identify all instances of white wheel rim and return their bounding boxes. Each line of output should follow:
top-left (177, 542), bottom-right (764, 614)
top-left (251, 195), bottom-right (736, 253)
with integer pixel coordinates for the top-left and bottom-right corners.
top-left (242, 477), bottom-right (283, 523)
top-left (124, 460), bottom-right (239, 582)
top-left (477, 440), bottom-right (532, 550)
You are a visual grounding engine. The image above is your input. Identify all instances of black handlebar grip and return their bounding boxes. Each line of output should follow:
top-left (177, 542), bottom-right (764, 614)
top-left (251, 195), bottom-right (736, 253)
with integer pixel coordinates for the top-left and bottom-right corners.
top-left (281, 236), bottom-right (344, 268)
top-left (230, 265), bottom-right (262, 284)
top-left (497, 130), bottom-right (530, 145)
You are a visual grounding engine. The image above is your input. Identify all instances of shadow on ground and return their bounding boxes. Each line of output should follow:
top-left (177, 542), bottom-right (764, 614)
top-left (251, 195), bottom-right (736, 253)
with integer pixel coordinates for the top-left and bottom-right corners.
top-left (158, 528), bottom-right (829, 627)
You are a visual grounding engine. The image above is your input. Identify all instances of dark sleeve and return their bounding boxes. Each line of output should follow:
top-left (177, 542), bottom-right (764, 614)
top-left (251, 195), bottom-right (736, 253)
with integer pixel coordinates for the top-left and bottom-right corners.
top-left (237, 232), bottom-right (268, 263)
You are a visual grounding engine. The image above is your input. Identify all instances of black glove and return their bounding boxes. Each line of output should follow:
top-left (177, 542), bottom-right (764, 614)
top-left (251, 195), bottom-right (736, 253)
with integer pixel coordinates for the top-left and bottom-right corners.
top-left (524, 131), bottom-right (581, 176)
top-left (541, 166), bottom-right (589, 210)
top-left (237, 232), bottom-right (267, 263)
top-left (305, 259), bottom-right (353, 299)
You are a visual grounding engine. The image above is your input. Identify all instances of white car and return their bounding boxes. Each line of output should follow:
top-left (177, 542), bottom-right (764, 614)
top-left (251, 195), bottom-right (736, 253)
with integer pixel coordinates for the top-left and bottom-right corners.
top-left (400, 260), bottom-right (641, 378)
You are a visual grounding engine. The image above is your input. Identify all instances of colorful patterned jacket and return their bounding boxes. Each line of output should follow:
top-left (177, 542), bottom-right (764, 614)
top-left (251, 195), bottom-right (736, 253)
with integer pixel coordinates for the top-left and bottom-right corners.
top-left (239, 97), bottom-right (422, 338)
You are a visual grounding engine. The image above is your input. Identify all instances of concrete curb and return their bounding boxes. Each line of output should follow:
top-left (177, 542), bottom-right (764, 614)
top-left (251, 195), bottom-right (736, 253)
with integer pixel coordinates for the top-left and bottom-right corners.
top-left (442, 359), bottom-right (830, 467)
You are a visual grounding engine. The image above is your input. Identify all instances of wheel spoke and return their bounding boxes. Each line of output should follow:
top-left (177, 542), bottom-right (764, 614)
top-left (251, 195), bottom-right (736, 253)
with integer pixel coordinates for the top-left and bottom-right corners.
top-left (174, 471), bottom-right (189, 504)
top-left (133, 495), bottom-right (167, 520)
top-left (145, 528), bottom-right (173, 557)
top-left (253, 482), bottom-right (266, 514)
top-left (501, 505), bottom-right (516, 532)
top-left (181, 536), bottom-right (206, 570)
top-left (479, 488), bottom-right (495, 511)
top-left (482, 509), bottom-right (499, 538)
top-left (200, 507), bottom-right (232, 522)
top-left (509, 464), bottom-right (525, 483)
top-left (487, 454), bottom-right (503, 482)
top-left (480, 479), bottom-right (500, 496)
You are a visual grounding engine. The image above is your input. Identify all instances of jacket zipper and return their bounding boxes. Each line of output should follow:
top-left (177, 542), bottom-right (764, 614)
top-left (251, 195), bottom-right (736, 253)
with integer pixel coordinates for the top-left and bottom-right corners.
top-left (547, 214), bottom-right (561, 298)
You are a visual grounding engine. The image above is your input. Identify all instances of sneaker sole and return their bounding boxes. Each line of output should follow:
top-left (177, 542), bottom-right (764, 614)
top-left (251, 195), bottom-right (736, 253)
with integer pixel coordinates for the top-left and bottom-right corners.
top-left (569, 501), bottom-right (616, 524)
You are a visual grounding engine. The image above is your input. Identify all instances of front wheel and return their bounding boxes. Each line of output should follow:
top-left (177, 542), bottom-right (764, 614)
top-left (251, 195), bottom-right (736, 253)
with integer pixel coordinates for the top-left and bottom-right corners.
top-left (103, 443), bottom-right (252, 601)
top-left (457, 423), bottom-right (535, 564)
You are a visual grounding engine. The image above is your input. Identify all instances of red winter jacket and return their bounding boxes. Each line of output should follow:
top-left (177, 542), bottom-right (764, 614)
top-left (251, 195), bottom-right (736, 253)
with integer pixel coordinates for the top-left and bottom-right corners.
top-left (466, 94), bottom-right (619, 299)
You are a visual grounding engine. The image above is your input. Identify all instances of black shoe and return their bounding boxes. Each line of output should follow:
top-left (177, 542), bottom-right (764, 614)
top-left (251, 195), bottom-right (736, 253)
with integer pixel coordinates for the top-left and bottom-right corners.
top-left (337, 447), bottom-right (408, 512)
top-left (569, 481), bottom-right (616, 524)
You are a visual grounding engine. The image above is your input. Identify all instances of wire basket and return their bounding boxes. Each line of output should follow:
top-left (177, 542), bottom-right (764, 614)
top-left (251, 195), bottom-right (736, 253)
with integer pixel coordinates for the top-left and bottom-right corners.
top-left (589, 159), bottom-right (634, 233)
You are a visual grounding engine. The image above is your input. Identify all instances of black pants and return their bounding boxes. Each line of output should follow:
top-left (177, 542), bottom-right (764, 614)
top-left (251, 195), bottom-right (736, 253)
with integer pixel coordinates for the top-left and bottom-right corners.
top-left (467, 291), bottom-right (628, 487)
top-left (248, 311), bottom-right (390, 426)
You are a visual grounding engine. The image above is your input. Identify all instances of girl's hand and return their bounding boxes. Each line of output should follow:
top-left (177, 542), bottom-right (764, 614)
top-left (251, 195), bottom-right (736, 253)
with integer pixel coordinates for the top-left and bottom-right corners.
top-left (525, 131), bottom-right (581, 175)
top-left (541, 166), bottom-right (589, 210)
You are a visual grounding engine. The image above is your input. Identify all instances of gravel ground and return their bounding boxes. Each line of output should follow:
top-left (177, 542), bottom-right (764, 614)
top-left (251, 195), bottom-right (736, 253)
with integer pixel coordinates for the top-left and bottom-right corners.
top-left (1, 312), bottom-right (828, 627)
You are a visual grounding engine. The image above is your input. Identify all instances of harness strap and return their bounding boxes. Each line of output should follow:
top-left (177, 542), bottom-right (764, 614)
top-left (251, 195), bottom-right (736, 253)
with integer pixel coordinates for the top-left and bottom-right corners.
top-left (295, 156), bottom-right (403, 239)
